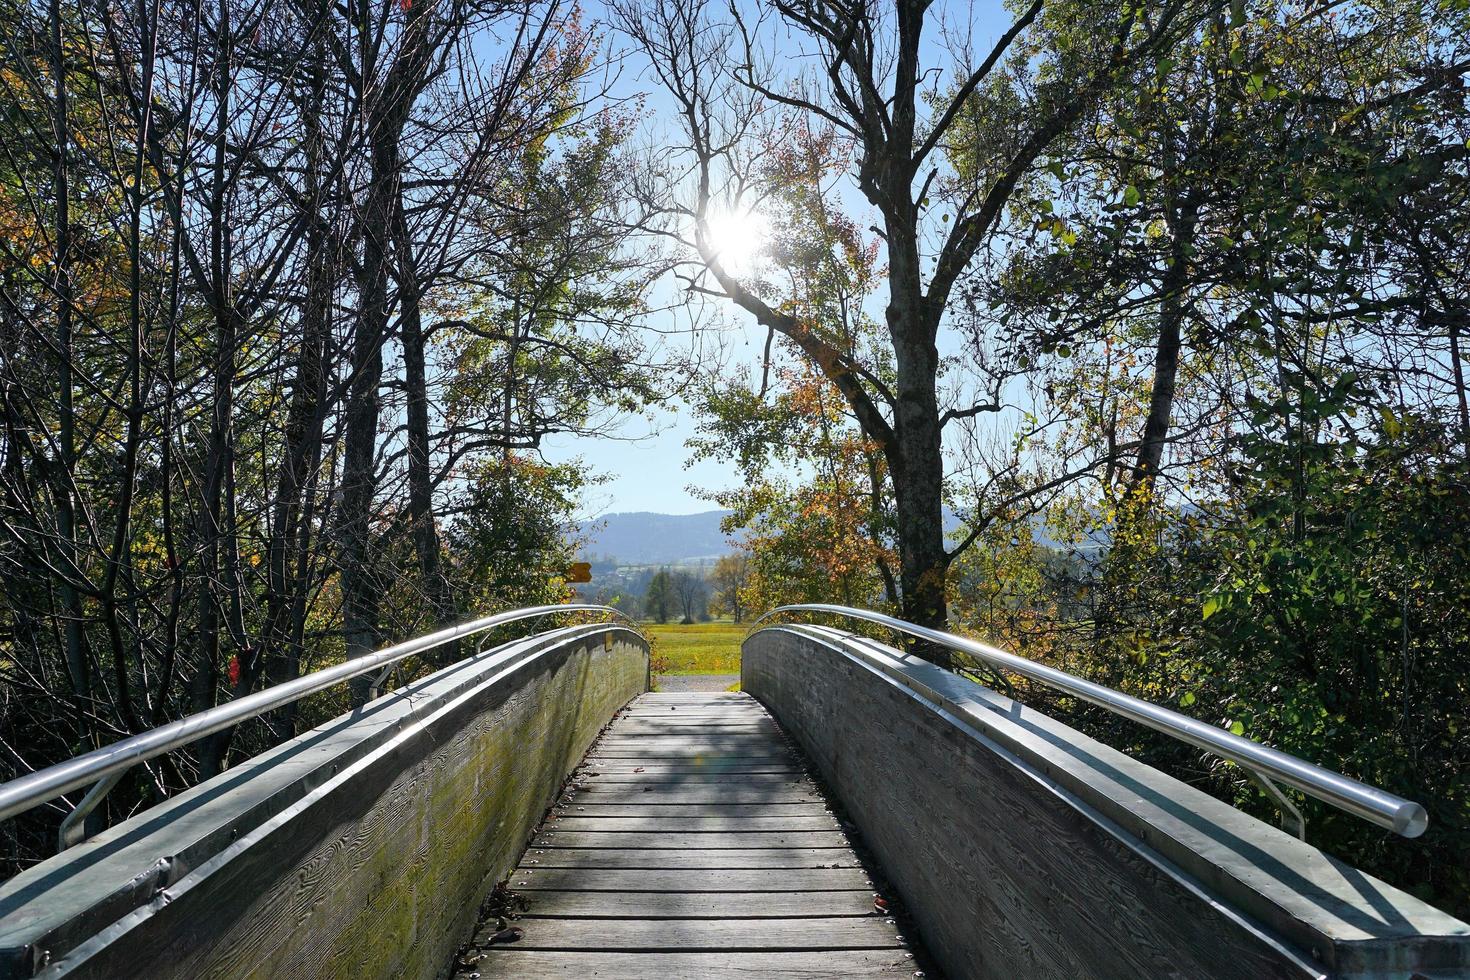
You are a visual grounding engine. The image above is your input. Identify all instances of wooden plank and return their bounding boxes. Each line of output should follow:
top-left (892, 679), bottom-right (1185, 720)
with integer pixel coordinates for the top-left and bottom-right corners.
top-left (612, 719), bottom-right (771, 727)
top-left (534, 831), bottom-right (851, 850)
top-left (601, 727), bottom-right (777, 736)
top-left (612, 718), bottom-right (776, 728)
top-left (542, 815), bottom-right (839, 833)
top-left (576, 773), bottom-right (809, 784)
top-left (608, 727), bottom-right (775, 736)
top-left (572, 786), bottom-right (820, 803)
top-left (609, 725), bottom-right (772, 731)
top-left (576, 778), bottom-right (814, 796)
top-left (488, 916), bottom-right (901, 950)
top-left (605, 717), bottom-right (771, 724)
top-left (581, 763), bottom-right (803, 774)
top-left (628, 701), bottom-right (754, 708)
top-left (597, 736), bottom-right (787, 748)
top-left (508, 868), bottom-right (871, 892)
top-left (516, 889), bottom-right (875, 917)
top-left (472, 950), bottom-right (915, 978)
top-left (593, 745), bottom-right (790, 757)
top-left (557, 803), bottom-right (826, 817)
top-left (619, 708), bottom-right (769, 716)
top-left (523, 849), bottom-right (863, 870)
top-left (585, 758), bottom-right (793, 764)
top-left (635, 693), bottom-right (753, 700)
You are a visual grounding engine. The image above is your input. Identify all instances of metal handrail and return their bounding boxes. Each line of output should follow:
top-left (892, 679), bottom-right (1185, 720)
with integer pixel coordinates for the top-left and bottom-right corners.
top-left (751, 603), bottom-right (1428, 839)
top-left (0, 604), bottom-right (637, 833)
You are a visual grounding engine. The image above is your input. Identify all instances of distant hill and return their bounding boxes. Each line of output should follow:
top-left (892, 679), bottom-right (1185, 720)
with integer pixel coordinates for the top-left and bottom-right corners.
top-left (575, 510), bottom-right (735, 565)
top-left (574, 505), bottom-right (1107, 568)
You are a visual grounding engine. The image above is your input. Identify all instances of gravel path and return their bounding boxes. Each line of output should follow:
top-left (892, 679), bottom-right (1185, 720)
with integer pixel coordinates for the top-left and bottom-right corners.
top-left (653, 673), bottom-right (740, 692)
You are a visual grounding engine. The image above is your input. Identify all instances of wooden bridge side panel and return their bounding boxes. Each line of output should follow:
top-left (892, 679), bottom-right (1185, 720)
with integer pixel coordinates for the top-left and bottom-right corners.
top-left (36, 629), bottom-right (647, 980)
top-left (742, 628), bottom-right (1324, 980)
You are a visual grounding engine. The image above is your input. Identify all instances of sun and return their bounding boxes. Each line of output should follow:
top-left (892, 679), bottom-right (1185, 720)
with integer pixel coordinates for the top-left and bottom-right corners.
top-left (702, 208), bottom-right (769, 275)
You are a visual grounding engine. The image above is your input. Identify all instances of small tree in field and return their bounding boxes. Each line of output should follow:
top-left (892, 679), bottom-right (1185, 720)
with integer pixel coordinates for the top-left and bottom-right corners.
top-left (672, 572), bottom-right (708, 624)
top-left (708, 555), bottom-right (752, 622)
top-left (644, 569), bottom-right (675, 623)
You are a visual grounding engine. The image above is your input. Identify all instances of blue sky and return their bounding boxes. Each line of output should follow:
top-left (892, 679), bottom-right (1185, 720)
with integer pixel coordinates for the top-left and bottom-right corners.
top-left (543, 400), bottom-right (735, 516)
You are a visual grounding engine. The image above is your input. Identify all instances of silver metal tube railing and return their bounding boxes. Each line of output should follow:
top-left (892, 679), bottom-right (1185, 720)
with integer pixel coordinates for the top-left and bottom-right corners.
top-left (0, 604), bottom-right (637, 838)
top-left (751, 603), bottom-right (1428, 839)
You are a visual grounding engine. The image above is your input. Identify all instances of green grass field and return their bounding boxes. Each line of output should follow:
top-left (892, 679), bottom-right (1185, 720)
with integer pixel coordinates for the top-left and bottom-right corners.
top-left (644, 621), bottom-right (745, 674)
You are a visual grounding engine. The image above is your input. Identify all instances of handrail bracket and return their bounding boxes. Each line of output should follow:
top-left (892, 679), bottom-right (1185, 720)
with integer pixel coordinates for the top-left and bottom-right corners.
top-left (1243, 766), bottom-right (1307, 840)
top-left (58, 769), bottom-right (127, 850)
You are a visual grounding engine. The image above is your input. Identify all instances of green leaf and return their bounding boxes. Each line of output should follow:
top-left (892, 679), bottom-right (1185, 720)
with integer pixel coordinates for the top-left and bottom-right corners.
top-left (1229, 720), bottom-right (1246, 737)
top-left (1123, 184), bottom-right (1141, 207)
top-left (1202, 596), bottom-right (1221, 620)
top-left (1180, 691), bottom-right (1197, 708)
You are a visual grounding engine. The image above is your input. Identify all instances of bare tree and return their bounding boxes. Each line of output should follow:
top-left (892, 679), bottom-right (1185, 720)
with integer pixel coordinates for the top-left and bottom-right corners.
top-left (671, 570), bottom-right (706, 624)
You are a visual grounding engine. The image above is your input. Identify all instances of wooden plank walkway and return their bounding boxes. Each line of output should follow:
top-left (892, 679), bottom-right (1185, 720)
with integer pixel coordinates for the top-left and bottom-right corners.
top-left (472, 692), bottom-right (917, 978)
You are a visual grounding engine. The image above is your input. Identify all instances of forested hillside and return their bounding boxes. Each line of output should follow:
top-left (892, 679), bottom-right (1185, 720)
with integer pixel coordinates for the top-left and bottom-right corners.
top-left (2, 0), bottom-right (1467, 919)
top-left (576, 510), bottom-right (733, 563)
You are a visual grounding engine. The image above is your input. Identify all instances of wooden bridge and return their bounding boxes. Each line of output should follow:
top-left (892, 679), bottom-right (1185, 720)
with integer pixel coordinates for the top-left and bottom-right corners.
top-left (0, 606), bottom-right (1466, 979)
top-left (474, 691), bottom-right (913, 978)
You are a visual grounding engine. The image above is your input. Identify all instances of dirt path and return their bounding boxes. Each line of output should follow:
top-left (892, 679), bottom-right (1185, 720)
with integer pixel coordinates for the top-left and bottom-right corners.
top-left (654, 673), bottom-right (740, 692)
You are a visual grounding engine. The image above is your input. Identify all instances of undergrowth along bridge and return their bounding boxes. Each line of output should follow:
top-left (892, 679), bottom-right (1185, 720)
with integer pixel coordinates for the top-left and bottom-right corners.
top-left (0, 604), bottom-right (1465, 979)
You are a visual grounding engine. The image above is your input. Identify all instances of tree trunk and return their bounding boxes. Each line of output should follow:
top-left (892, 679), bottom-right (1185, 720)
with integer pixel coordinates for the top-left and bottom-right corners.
top-left (392, 191), bottom-right (453, 635)
top-left (49, 0), bottom-right (91, 729)
top-left (262, 43), bottom-right (333, 735)
top-left (1130, 195), bottom-right (1196, 492)
top-left (341, 133), bottom-right (394, 705)
top-left (1450, 318), bottom-right (1469, 452)
top-left (889, 358), bottom-right (952, 665)
top-left (197, 0), bottom-right (239, 776)
top-left (884, 214), bottom-right (953, 665)
top-left (340, 0), bottom-right (439, 703)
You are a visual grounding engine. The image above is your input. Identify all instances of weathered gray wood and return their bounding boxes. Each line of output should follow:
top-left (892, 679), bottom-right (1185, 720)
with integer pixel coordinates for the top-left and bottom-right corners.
top-left (574, 772), bottom-right (809, 784)
top-left (571, 785), bottom-right (819, 803)
top-left (744, 625), bottom-right (1470, 980)
top-left (479, 691), bottom-right (908, 980)
top-left (461, 690), bottom-right (917, 980)
top-left (555, 803), bottom-right (825, 817)
top-left (610, 720), bottom-right (777, 733)
top-left (618, 708), bottom-right (769, 717)
top-left (588, 748), bottom-right (793, 760)
top-left (515, 889), bottom-right (875, 917)
top-left (523, 849), bottom-right (861, 870)
top-left (538, 834), bottom-right (852, 846)
top-left (596, 736), bottom-right (787, 750)
top-left (472, 950), bottom-right (914, 977)
top-left (508, 868), bottom-right (870, 892)
top-left (581, 763), bottom-right (803, 774)
top-left (485, 916), bottom-right (900, 950)
top-left (545, 815), bottom-right (838, 832)
top-left (637, 694), bottom-right (751, 701)
top-left (612, 717), bottom-right (770, 725)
